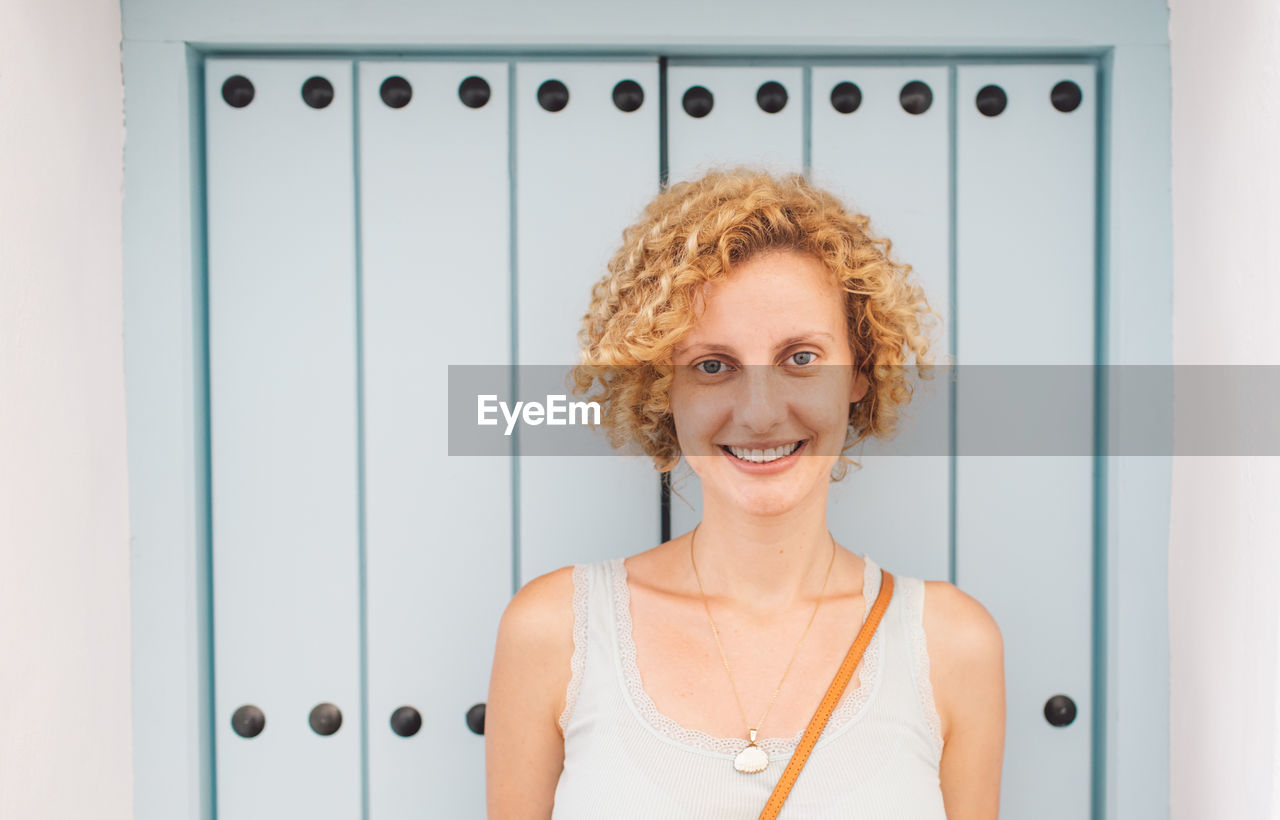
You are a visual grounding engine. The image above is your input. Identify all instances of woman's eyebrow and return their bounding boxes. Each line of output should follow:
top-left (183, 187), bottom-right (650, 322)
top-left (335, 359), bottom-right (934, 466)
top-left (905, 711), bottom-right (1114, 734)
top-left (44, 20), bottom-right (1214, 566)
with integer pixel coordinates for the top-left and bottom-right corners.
top-left (779, 332), bottom-right (835, 347)
top-left (676, 332), bottom-right (835, 356)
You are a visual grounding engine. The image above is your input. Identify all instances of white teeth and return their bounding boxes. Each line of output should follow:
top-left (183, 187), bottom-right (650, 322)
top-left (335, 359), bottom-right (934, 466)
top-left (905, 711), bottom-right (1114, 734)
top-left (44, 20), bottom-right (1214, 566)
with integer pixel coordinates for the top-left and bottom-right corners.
top-left (726, 441), bottom-right (800, 463)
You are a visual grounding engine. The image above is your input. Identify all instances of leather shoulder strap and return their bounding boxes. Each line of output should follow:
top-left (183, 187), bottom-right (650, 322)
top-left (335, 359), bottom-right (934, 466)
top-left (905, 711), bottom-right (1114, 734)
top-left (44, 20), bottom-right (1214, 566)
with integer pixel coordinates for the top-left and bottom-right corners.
top-left (758, 568), bottom-right (895, 820)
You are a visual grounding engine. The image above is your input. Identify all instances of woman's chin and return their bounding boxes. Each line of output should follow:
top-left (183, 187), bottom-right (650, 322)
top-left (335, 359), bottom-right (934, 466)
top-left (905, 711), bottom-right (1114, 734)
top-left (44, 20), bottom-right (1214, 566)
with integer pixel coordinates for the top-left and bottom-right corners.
top-left (686, 450), bottom-right (836, 512)
top-left (737, 495), bottom-right (800, 518)
top-left (714, 480), bottom-right (814, 518)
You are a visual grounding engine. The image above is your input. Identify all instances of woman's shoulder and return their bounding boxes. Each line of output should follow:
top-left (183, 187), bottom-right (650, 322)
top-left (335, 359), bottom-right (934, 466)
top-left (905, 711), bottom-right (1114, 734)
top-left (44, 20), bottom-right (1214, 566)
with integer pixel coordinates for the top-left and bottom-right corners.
top-left (497, 566), bottom-right (580, 641)
top-left (494, 565), bottom-right (581, 731)
top-left (873, 558), bottom-right (998, 649)
top-left (919, 579), bottom-right (1003, 663)
top-left (919, 578), bottom-right (1004, 745)
top-left (502, 552), bottom-right (633, 628)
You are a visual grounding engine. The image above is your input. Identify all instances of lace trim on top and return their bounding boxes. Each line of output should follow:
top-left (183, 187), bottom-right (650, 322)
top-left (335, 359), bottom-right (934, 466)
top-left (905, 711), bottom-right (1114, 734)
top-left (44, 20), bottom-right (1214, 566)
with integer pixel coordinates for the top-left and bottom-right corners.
top-left (558, 563), bottom-right (592, 735)
top-left (902, 577), bottom-right (945, 762)
top-left (612, 554), bottom-right (883, 757)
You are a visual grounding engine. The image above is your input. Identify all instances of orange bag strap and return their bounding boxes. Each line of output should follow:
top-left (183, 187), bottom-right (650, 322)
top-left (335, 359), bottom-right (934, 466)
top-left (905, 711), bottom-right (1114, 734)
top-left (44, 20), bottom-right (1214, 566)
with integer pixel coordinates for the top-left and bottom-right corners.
top-left (758, 568), bottom-right (895, 820)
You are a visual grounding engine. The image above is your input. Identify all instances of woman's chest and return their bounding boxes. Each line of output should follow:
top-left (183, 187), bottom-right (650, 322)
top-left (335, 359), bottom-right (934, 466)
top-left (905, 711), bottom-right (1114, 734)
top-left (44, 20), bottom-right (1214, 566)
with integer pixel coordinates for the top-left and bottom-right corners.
top-left (624, 588), bottom-right (869, 741)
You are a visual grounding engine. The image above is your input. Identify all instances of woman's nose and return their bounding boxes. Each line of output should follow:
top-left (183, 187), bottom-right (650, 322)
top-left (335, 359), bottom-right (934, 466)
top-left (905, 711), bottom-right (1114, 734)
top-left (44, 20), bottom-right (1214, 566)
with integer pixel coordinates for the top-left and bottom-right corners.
top-left (733, 366), bottom-right (790, 432)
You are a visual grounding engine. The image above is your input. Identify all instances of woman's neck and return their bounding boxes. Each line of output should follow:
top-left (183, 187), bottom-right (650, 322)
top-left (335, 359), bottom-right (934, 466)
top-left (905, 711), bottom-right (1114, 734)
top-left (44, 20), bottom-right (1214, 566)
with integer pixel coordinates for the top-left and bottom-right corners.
top-left (686, 492), bottom-right (844, 615)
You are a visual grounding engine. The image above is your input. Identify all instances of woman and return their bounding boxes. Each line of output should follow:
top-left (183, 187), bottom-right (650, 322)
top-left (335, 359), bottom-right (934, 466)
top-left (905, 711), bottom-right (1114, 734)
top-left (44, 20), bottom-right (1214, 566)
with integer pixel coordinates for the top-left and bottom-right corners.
top-left (486, 169), bottom-right (1005, 818)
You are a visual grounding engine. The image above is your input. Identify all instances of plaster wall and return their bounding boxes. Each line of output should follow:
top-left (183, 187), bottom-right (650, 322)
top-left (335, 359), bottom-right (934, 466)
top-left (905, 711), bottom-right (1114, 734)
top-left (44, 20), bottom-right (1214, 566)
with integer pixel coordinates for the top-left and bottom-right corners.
top-left (1167, 0), bottom-right (1280, 816)
top-left (0, 0), bottom-right (131, 818)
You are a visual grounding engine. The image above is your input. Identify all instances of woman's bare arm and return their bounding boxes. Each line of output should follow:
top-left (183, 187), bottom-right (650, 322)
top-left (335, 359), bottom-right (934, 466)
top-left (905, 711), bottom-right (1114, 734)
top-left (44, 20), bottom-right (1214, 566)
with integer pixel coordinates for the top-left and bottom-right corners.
top-left (485, 566), bottom-right (577, 819)
top-left (924, 580), bottom-right (1007, 819)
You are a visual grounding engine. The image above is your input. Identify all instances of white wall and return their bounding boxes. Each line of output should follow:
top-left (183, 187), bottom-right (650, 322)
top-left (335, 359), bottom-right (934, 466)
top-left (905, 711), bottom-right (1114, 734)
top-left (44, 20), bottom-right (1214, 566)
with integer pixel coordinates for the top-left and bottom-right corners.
top-left (0, 1), bottom-right (131, 819)
top-left (1168, 0), bottom-right (1280, 817)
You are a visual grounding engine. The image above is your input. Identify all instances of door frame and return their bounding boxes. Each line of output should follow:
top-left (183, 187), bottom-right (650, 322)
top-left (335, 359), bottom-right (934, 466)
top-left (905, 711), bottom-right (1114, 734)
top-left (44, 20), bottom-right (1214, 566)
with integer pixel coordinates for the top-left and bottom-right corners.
top-left (123, 41), bottom-right (1171, 820)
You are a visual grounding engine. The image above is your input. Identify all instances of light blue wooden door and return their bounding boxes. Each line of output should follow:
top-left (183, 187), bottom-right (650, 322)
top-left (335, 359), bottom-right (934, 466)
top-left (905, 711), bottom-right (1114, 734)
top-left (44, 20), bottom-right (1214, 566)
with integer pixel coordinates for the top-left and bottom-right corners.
top-left (206, 57), bottom-right (363, 818)
top-left (205, 56), bottom-right (1097, 820)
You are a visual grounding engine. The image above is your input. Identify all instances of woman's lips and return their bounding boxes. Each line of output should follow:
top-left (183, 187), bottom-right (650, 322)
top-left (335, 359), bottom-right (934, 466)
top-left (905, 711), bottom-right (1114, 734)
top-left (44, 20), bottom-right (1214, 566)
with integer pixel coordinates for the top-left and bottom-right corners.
top-left (718, 439), bottom-right (807, 473)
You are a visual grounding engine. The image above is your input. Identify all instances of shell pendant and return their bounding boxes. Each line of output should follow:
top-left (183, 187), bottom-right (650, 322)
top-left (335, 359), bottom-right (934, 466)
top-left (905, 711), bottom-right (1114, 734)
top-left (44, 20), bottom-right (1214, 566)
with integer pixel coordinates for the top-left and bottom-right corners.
top-left (734, 729), bottom-right (770, 773)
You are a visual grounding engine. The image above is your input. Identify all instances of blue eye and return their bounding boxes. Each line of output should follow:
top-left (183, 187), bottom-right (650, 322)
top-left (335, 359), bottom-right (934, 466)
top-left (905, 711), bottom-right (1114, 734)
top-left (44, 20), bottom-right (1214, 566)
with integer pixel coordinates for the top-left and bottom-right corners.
top-left (694, 360), bottom-right (726, 375)
top-left (791, 351), bottom-right (816, 366)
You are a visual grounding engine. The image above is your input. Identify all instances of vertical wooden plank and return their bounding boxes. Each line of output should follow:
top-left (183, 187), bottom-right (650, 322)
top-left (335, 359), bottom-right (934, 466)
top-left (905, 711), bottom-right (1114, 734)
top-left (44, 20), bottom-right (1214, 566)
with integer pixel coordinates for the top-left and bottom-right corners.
top-left (514, 60), bottom-right (661, 581)
top-left (956, 63), bottom-right (1097, 820)
top-left (205, 57), bottom-right (361, 818)
top-left (357, 60), bottom-right (512, 818)
top-left (810, 66), bottom-right (952, 582)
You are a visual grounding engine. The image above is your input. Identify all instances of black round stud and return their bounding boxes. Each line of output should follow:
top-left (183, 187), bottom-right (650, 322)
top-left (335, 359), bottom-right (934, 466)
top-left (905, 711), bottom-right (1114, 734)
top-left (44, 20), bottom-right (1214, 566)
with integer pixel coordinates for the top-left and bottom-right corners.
top-left (390, 706), bottom-right (423, 737)
top-left (459, 76), bottom-right (491, 109)
top-left (380, 76), bottom-right (412, 109)
top-left (830, 81), bottom-right (862, 114)
top-left (466, 703), bottom-right (486, 735)
top-left (221, 75), bottom-right (254, 109)
top-left (682, 85), bottom-right (714, 119)
top-left (537, 79), bottom-right (569, 113)
top-left (309, 702), bottom-right (343, 736)
top-left (976, 84), bottom-right (1008, 117)
top-left (1044, 694), bottom-right (1077, 727)
top-left (756, 81), bottom-right (788, 114)
top-left (231, 704), bottom-right (265, 738)
top-left (900, 80), bottom-right (933, 115)
top-left (612, 79), bottom-right (644, 113)
top-left (1051, 80), bottom-right (1083, 113)
top-left (301, 76), bottom-right (335, 110)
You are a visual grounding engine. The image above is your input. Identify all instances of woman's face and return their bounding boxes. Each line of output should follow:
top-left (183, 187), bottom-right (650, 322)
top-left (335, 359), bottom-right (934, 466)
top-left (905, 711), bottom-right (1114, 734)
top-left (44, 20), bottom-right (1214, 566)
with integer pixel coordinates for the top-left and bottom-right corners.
top-left (669, 249), bottom-right (869, 517)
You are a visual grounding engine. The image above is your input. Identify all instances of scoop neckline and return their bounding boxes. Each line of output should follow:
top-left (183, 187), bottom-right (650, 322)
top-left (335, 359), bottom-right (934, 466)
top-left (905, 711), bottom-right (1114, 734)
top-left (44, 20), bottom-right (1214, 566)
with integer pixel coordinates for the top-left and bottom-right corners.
top-left (609, 552), bottom-right (884, 759)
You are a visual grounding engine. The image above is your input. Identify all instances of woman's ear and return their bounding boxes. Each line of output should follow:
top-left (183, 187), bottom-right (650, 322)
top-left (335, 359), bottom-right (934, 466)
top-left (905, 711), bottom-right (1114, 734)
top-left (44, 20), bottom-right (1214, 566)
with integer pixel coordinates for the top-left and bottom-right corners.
top-left (849, 371), bottom-right (871, 404)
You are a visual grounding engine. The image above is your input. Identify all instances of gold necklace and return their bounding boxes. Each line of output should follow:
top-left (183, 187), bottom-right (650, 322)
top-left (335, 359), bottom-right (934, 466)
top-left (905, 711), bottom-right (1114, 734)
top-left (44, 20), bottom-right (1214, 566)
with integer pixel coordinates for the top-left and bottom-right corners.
top-left (689, 522), bottom-right (837, 774)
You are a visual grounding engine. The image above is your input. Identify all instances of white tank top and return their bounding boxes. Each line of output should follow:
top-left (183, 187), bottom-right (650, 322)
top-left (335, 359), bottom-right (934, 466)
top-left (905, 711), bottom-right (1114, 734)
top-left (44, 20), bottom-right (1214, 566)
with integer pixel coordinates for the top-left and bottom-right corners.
top-left (551, 554), bottom-right (947, 818)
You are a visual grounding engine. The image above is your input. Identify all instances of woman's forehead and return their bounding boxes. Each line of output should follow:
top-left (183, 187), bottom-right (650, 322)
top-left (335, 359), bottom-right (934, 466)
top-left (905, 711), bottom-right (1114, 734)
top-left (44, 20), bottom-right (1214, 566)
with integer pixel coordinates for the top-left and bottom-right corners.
top-left (674, 302), bottom-right (847, 355)
top-left (670, 251), bottom-right (846, 353)
top-left (693, 260), bottom-right (842, 315)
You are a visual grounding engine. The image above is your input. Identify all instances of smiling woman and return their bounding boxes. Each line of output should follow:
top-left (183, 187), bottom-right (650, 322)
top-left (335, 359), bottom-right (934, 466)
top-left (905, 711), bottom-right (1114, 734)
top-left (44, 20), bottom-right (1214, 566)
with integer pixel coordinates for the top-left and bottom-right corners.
top-left (485, 168), bottom-right (1005, 820)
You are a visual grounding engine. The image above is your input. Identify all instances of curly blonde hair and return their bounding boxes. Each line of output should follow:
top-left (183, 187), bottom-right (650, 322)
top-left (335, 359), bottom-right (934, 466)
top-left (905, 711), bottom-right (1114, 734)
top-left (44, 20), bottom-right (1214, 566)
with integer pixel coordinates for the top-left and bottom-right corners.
top-left (569, 167), bottom-right (941, 481)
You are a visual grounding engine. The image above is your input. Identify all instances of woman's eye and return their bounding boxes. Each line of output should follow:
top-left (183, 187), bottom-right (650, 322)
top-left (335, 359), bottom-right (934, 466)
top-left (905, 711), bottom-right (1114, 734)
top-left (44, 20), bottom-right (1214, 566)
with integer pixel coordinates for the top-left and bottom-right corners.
top-left (694, 360), bottom-right (726, 375)
top-left (790, 351), bottom-right (817, 366)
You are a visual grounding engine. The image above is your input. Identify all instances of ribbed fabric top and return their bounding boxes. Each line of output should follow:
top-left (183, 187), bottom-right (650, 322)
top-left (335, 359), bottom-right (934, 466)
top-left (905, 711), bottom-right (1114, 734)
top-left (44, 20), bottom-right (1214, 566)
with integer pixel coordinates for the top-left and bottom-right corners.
top-left (551, 554), bottom-right (947, 819)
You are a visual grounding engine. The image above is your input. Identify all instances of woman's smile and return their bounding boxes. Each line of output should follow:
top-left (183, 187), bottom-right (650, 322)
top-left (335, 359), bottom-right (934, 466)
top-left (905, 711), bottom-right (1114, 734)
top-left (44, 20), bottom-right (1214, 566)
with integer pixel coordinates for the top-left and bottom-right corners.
top-left (718, 438), bottom-right (809, 472)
